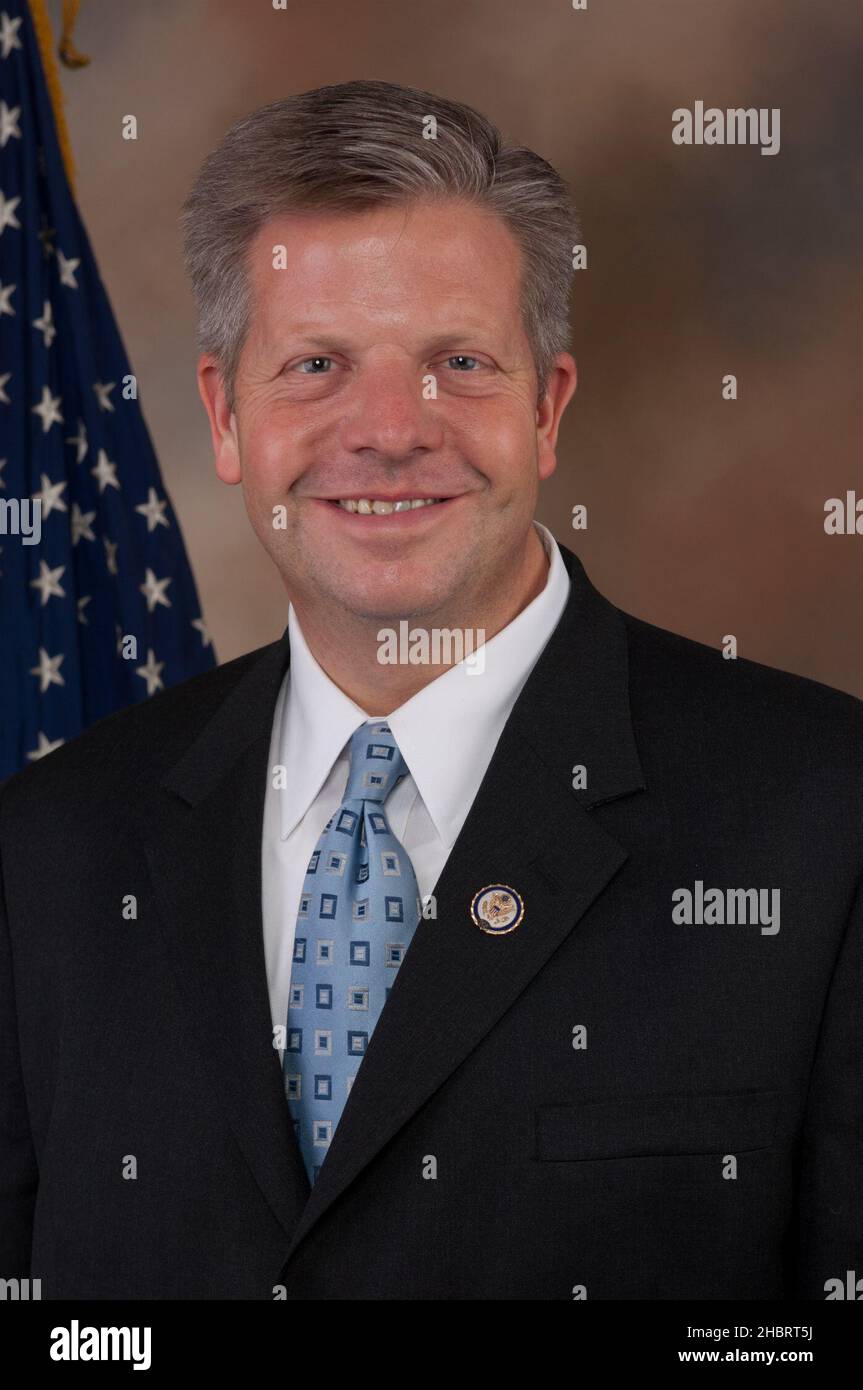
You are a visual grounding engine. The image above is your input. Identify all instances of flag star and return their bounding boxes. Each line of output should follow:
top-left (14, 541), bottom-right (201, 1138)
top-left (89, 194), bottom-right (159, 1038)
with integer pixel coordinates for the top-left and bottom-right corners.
top-left (77, 594), bottom-right (92, 625)
top-left (0, 458), bottom-right (6, 489)
top-left (32, 385), bottom-right (63, 432)
top-left (0, 188), bottom-right (20, 234)
top-left (91, 448), bottom-right (120, 493)
top-left (38, 216), bottom-right (56, 259)
top-left (136, 648), bottom-right (165, 696)
top-left (26, 732), bottom-right (65, 762)
top-left (56, 249), bottom-right (80, 288)
top-left (191, 616), bottom-right (212, 647)
top-left (66, 417), bottom-right (87, 461)
top-left (32, 472), bottom-right (67, 518)
top-left (0, 373), bottom-right (9, 405)
top-left (30, 559), bottom-right (66, 605)
top-left (103, 535), bottom-right (119, 575)
top-left (30, 646), bottom-right (65, 694)
top-left (93, 379), bottom-right (115, 411)
top-left (70, 502), bottom-right (96, 545)
top-left (32, 300), bottom-right (56, 347)
top-left (0, 280), bottom-right (15, 316)
top-left (140, 567), bottom-right (172, 612)
top-left (0, 12), bottom-right (23, 60)
top-left (134, 487), bottom-right (170, 532)
top-left (0, 100), bottom-right (21, 147)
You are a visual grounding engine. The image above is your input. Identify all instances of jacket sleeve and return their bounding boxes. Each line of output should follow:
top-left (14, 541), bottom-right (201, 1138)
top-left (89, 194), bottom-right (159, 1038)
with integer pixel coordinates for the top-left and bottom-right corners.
top-left (795, 865), bottom-right (863, 1298)
top-left (0, 781), bottom-right (38, 1276)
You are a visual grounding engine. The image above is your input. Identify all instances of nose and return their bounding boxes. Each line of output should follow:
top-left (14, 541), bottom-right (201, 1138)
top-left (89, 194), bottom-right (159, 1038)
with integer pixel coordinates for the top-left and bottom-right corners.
top-left (337, 353), bottom-right (444, 464)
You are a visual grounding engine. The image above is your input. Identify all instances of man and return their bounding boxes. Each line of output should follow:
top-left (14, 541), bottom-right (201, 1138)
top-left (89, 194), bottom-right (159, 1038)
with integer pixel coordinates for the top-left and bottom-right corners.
top-left (1, 80), bottom-right (861, 1301)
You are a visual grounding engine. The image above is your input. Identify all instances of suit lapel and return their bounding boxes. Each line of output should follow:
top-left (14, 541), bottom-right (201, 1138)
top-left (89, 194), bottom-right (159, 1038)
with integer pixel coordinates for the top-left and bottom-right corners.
top-left (282, 543), bottom-right (647, 1264)
top-left (140, 635), bottom-right (311, 1245)
top-left (136, 542), bottom-right (645, 1267)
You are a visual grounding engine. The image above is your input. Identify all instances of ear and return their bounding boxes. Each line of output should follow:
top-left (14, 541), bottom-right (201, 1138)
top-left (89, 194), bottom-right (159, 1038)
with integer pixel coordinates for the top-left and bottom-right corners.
top-left (536, 353), bottom-right (577, 482)
top-left (196, 354), bottom-right (241, 485)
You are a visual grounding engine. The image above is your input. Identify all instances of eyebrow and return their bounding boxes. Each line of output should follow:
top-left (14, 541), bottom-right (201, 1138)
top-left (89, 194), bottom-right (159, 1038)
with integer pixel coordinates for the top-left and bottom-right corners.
top-left (276, 328), bottom-right (498, 353)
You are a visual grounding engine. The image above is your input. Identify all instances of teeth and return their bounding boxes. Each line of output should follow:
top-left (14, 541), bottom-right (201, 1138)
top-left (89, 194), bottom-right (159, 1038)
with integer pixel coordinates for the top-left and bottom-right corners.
top-left (337, 497), bottom-right (441, 513)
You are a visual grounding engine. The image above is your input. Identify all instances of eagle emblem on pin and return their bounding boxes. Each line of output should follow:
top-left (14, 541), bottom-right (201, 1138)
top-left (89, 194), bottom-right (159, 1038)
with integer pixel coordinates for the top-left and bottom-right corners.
top-left (470, 884), bottom-right (525, 935)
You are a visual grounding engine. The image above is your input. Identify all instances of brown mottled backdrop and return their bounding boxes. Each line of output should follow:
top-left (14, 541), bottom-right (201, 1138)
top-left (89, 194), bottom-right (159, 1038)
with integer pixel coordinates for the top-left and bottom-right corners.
top-left (57, 0), bottom-right (862, 692)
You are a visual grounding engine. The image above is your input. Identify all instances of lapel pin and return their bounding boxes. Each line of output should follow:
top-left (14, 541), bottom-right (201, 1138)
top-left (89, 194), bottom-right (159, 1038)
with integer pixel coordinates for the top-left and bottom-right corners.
top-left (470, 884), bottom-right (525, 935)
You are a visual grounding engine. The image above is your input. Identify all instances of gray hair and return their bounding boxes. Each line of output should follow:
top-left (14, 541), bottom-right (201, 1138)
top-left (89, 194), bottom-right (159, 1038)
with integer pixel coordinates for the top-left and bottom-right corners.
top-left (181, 79), bottom-right (580, 412)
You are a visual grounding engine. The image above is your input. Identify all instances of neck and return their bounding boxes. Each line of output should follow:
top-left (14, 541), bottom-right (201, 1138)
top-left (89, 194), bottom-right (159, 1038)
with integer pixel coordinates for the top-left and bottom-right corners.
top-left (290, 526), bottom-right (551, 715)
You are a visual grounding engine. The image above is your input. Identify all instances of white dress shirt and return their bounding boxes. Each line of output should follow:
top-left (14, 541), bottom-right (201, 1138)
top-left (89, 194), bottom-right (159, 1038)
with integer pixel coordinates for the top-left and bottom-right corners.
top-left (262, 520), bottom-right (571, 1044)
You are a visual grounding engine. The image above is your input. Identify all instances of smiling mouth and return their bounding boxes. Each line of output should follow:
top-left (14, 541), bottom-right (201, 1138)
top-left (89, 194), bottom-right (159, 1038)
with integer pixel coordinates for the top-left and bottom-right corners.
top-left (328, 497), bottom-right (446, 514)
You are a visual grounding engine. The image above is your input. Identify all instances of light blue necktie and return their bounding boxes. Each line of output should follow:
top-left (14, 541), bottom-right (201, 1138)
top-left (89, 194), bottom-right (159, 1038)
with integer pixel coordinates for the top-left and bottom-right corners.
top-left (283, 721), bottom-right (422, 1185)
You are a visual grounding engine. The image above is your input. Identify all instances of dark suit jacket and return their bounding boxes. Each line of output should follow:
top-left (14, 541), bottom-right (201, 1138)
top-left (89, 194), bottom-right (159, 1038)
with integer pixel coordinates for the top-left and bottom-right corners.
top-left (1, 542), bottom-right (862, 1300)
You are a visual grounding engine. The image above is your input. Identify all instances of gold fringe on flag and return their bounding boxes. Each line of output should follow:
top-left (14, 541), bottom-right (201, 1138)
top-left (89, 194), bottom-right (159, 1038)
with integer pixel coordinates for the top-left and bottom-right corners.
top-left (27, 0), bottom-right (90, 195)
top-left (59, 0), bottom-right (89, 67)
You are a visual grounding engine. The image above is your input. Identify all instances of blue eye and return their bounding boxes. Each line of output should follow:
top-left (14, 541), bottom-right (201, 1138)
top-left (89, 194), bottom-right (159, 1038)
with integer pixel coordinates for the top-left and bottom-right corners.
top-left (447, 355), bottom-right (480, 370)
top-left (297, 357), bottom-right (332, 373)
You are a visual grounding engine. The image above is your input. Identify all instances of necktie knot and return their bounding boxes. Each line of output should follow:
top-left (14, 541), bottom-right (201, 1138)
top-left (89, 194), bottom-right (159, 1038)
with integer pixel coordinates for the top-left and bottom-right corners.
top-left (343, 721), bottom-right (408, 804)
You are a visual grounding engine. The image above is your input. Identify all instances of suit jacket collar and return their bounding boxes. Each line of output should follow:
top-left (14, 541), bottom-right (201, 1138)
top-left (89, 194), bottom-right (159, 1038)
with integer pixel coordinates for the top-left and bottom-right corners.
top-left (143, 540), bottom-right (646, 1267)
top-left (164, 540), bottom-right (644, 815)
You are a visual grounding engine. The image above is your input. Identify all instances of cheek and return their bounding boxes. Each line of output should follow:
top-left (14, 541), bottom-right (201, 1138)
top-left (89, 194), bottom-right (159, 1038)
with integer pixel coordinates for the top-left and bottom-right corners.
top-left (239, 408), bottom-right (307, 496)
top-left (458, 401), bottom-right (535, 481)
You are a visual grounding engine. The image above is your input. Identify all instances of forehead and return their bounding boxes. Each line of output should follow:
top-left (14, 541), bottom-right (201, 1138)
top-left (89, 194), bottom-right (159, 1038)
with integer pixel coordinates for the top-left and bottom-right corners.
top-left (244, 198), bottom-right (525, 339)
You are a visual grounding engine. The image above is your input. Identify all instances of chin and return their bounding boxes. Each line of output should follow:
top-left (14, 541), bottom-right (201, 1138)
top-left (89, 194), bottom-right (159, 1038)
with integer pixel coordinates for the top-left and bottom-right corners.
top-left (338, 591), bottom-right (442, 624)
top-left (332, 572), bottom-right (451, 621)
top-left (324, 556), bottom-right (453, 612)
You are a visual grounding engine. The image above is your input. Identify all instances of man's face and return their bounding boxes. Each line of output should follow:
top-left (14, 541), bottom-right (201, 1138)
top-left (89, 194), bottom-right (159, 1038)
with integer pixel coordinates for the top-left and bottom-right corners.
top-left (199, 197), bottom-right (575, 623)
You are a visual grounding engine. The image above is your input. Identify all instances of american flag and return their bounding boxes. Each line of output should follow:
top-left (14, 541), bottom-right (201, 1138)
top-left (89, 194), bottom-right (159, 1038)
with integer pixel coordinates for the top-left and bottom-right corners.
top-left (0, 0), bottom-right (215, 780)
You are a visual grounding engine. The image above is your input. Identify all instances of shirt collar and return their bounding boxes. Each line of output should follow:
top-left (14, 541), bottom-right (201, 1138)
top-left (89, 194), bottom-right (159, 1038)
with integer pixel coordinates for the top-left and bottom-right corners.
top-left (276, 610), bottom-right (368, 841)
top-left (277, 521), bottom-right (570, 846)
